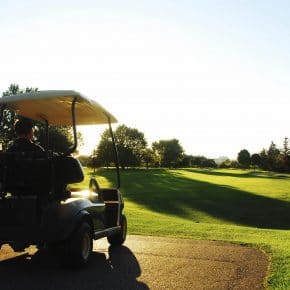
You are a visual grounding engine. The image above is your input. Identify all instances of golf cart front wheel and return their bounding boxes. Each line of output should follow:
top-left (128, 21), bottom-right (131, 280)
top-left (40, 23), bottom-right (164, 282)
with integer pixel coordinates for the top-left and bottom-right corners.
top-left (107, 214), bottom-right (127, 246)
top-left (64, 221), bottom-right (93, 267)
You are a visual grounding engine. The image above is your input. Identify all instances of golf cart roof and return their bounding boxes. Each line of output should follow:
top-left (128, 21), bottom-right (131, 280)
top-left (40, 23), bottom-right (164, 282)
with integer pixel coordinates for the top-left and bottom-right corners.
top-left (0, 90), bottom-right (117, 125)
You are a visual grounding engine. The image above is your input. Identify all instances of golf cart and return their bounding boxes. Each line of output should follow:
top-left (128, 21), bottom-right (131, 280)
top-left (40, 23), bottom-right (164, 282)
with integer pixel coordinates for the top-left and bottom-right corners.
top-left (0, 90), bottom-right (127, 267)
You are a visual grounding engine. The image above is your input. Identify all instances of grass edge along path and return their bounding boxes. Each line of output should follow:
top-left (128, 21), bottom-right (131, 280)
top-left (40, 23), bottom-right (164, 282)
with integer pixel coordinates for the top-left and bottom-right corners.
top-left (124, 201), bottom-right (288, 289)
top-left (77, 168), bottom-right (290, 289)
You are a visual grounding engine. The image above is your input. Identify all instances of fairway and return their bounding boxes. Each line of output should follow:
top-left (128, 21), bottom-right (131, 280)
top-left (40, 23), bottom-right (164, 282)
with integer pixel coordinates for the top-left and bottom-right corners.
top-left (77, 168), bottom-right (290, 289)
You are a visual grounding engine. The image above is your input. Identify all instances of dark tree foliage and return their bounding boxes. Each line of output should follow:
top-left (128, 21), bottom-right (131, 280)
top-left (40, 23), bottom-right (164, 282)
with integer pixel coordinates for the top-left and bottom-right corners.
top-left (141, 148), bottom-right (156, 169)
top-left (237, 149), bottom-right (251, 168)
top-left (116, 125), bottom-right (147, 168)
top-left (259, 149), bottom-right (269, 170)
top-left (77, 155), bottom-right (91, 167)
top-left (219, 159), bottom-right (232, 168)
top-left (282, 137), bottom-right (290, 172)
top-left (238, 137), bottom-right (290, 173)
top-left (202, 159), bottom-right (217, 168)
top-left (267, 141), bottom-right (281, 171)
top-left (190, 156), bottom-right (217, 168)
top-left (91, 129), bottom-right (114, 168)
top-left (191, 156), bottom-right (207, 167)
top-left (219, 159), bottom-right (239, 168)
top-left (36, 125), bottom-right (74, 153)
top-left (251, 153), bottom-right (261, 168)
top-left (178, 154), bottom-right (194, 167)
top-left (93, 125), bottom-right (147, 169)
top-left (152, 139), bottom-right (184, 168)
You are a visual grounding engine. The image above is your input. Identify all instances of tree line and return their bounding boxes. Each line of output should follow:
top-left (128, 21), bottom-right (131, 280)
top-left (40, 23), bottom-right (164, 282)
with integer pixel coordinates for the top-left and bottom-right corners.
top-left (86, 124), bottom-right (218, 169)
top-left (85, 124), bottom-right (290, 173)
top-left (233, 138), bottom-right (290, 173)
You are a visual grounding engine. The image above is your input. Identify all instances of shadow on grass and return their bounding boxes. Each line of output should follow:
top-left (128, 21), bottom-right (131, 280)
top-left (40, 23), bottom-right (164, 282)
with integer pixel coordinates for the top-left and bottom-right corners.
top-left (0, 246), bottom-right (148, 290)
top-left (96, 169), bottom-right (290, 230)
top-left (182, 168), bottom-right (290, 179)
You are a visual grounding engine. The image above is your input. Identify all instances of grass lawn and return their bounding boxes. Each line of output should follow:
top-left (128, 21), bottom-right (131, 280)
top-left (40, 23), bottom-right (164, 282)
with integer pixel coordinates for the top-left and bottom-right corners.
top-left (76, 168), bottom-right (290, 289)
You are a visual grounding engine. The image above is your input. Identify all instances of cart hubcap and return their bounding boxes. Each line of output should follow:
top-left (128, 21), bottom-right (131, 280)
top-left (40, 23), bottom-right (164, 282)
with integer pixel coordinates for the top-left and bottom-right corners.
top-left (82, 233), bottom-right (91, 260)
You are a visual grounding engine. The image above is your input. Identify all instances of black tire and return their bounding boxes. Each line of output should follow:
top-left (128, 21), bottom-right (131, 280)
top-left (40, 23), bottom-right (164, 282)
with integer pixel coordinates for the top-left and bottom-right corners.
top-left (62, 222), bottom-right (93, 267)
top-left (107, 214), bottom-right (127, 246)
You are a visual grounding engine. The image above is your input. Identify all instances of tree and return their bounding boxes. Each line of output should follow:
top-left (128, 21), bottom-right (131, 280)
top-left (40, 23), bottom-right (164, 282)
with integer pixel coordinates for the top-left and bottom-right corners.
top-left (230, 160), bottom-right (240, 168)
top-left (93, 125), bottom-right (147, 169)
top-left (202, 159), bottom-right (217, 168)
top-left (141, 148), bottom-right (156, 169)
top-left (191, 156), bottom-right (207, 167)
top-left (152, 139), bottom-right (184, 168)
top-left (219, 159), bottom-right (232, 168)
top-left (115, 125), bottom-right (147, 168)
top-left (93, 129), bottom-right (114, 168)
top-left (267, 141), bottom-right (281, 171)
top-left (251, 153), bottom-right (261, 168)
top-left (281, 137), bottom-right (290, 172)
top-left (77, 155), bottom-right (91, 167)
top-left (219, 159), bottom-right (239, 168)
top-left (179, 154), bottom-right (194, 167)
top-left (36, 125), bottom-right (74, 153)
top-left (190, 156), bottom-right (217, 168)
top-left (259, 149), bottom-right (268, 170)
top-left (237, 149), bottom-right (251, 168)
top-left (282, 137), bottom-right (290, 156)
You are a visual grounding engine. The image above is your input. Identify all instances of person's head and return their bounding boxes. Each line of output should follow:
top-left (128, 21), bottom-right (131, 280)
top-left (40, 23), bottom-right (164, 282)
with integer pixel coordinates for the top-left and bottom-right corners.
top-left (14, 118), bottom-right (34, 140)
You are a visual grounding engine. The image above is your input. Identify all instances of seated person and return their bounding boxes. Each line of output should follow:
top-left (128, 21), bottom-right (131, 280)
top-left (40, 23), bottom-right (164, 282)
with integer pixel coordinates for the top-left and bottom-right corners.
top-left (7, 118), bottom-right (44, 152)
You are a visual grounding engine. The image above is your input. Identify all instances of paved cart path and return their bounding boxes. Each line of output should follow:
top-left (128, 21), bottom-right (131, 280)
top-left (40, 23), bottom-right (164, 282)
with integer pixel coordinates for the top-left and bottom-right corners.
top-left (0, 235), bottom-right (269, 290)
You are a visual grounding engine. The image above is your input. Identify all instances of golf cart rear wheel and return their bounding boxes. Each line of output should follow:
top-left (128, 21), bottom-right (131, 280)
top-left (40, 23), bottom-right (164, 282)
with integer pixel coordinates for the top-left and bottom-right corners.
top-left (64, 221), bottom-right (93, 267)
top-left (107, 214), bottom-right (127, 246)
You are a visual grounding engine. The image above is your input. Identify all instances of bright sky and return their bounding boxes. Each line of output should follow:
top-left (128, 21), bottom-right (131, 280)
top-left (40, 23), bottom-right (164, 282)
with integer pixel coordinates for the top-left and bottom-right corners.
top-left (1, 0), bottom-right (289, 159)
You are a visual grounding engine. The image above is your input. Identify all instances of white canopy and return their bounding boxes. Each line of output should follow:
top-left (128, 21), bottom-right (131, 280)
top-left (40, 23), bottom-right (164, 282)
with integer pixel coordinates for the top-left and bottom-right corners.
top-left (0, 90), bottom-right (117, 125)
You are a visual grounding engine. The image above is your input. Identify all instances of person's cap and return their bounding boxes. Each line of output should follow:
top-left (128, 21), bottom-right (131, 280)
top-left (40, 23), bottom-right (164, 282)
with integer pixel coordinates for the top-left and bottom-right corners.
top-left (15, 118), bottom-right (34, 135)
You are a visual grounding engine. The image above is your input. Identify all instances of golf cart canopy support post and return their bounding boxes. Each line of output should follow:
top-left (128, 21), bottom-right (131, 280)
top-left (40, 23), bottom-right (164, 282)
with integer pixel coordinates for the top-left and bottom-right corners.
top-left (44, 119), bottom-right (49, 151)
top-left (108, 117), bottom-right (120, 189)
top-left (0, 105), bottom-right (4, 124)
top-left (0, 105), bottom-right (6, 129)
top-left (0, 105), bottom-right (6, 151)
top-left (64, 97), bottom-right (78, 156)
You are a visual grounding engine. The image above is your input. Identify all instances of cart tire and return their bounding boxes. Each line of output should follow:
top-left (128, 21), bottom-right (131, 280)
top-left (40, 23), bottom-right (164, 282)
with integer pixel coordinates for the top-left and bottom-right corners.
top-left (107, 214), bottom-right (127, 246)
top-left (63, 222), bottom-right (93, 267)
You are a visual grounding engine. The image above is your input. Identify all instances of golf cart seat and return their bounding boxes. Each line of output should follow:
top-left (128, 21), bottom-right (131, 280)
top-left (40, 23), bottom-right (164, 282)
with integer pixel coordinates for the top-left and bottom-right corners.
top-left (54, 155), bottom-right (84, 185)
top-left (0, 152), bottom-right (52, 197)
top-left (0, 152), bottom-right (84, 198)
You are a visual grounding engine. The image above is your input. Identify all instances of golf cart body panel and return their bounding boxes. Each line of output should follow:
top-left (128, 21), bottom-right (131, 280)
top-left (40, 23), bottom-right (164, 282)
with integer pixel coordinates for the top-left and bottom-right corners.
top-left (0, 91), bottom-right (125, 259)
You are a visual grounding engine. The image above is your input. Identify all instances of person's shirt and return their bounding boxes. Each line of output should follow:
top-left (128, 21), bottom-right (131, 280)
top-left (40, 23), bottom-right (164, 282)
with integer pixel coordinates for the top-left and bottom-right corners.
top-left (7, 138), bottom-right (44, 153)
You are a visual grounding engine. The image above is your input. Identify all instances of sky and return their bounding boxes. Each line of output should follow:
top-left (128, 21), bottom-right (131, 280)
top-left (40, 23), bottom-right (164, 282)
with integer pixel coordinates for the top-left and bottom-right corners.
top-left (0, 0), bottom-right (290, 158)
